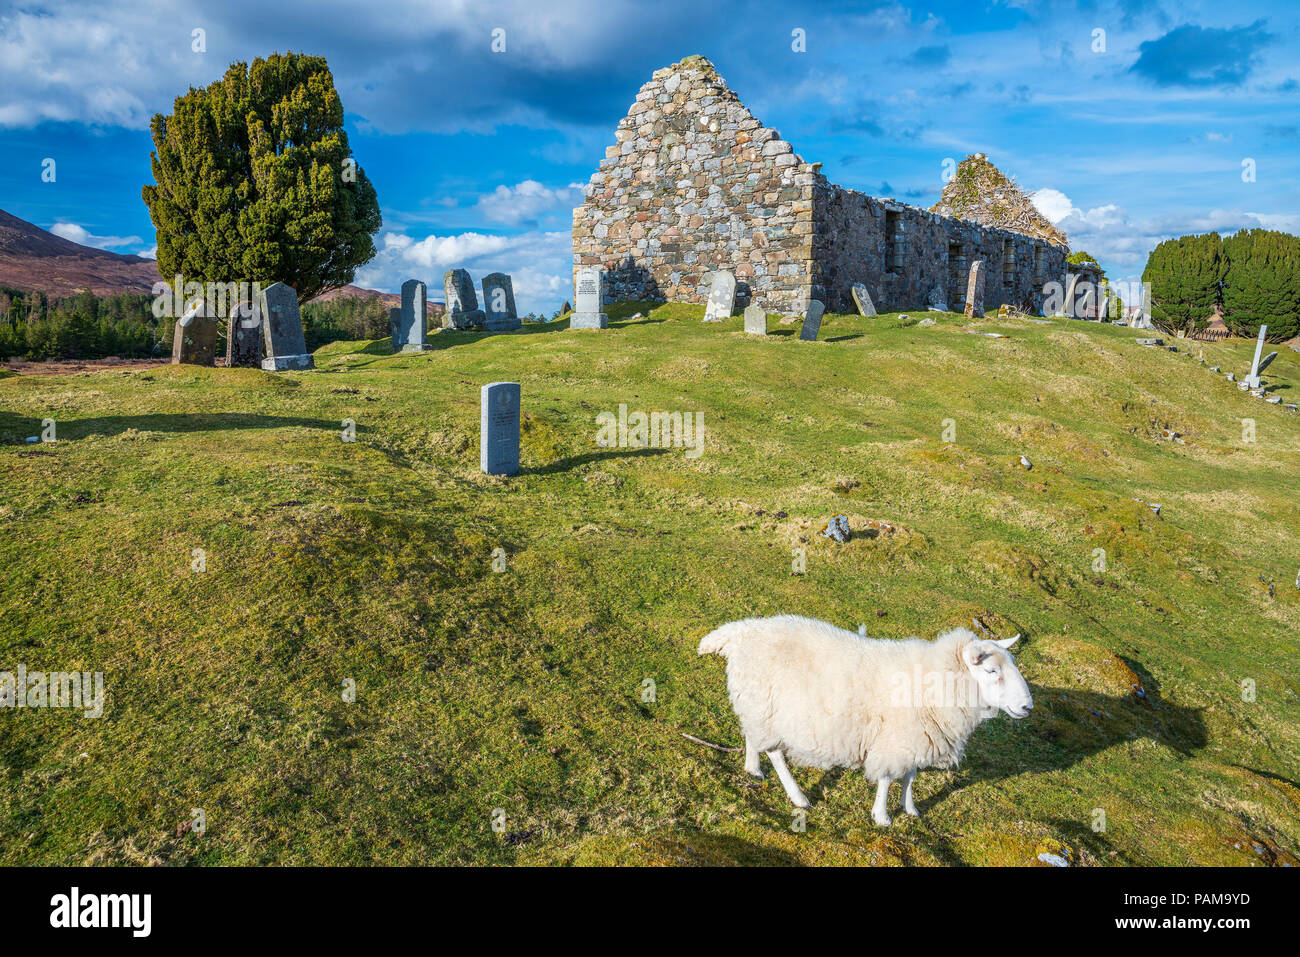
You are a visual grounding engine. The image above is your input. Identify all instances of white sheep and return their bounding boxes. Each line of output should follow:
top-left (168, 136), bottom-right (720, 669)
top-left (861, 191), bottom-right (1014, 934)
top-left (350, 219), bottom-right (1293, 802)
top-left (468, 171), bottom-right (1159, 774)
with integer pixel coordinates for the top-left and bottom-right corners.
top-left (698, 615), bottom-right (1032, 825)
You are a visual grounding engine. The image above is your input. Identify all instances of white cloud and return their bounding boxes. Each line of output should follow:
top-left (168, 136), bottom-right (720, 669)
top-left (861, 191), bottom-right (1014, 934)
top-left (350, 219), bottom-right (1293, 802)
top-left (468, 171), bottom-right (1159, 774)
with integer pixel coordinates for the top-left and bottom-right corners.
top-left (49, 222), bottom-right (143, 249)
top-left (474, 180), bottom-right (584, 226)
top-left (1030, 187), bottom-right (1074, 224)
top-left (353, 228), bottom-right (572, 316)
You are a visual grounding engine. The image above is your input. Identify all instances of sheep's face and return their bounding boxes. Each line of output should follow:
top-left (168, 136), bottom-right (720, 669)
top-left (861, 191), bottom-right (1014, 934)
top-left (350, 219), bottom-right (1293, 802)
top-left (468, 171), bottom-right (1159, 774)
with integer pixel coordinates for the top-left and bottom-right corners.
top-left (963, 635), bottom-right (1033, 718)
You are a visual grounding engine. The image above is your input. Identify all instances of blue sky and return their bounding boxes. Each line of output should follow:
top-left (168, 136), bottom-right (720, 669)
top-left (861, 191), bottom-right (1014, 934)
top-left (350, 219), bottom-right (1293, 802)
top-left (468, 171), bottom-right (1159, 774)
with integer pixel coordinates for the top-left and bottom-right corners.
top-left (1, 0), bottom-right (1297, 314)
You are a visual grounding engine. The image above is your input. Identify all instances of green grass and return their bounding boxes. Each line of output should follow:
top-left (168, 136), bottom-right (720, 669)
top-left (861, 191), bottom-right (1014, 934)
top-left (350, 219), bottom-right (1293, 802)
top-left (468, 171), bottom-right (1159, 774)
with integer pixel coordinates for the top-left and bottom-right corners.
top-left (2, 303), bottom-right (1298, 866)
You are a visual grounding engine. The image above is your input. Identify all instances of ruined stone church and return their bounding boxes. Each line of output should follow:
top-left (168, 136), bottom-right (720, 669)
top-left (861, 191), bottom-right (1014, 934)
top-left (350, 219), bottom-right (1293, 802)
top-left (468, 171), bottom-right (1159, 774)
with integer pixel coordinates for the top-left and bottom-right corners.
top-left (572, 56), bottom-right (1070, 316)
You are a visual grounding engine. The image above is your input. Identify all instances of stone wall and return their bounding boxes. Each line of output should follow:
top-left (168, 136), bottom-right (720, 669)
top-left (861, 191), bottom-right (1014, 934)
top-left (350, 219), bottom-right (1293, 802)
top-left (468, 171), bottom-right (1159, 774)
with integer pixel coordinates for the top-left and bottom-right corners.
top-left (574, 56), bottom-right (1068, 316)
top-left (572, 55), bottom-right (818, 312)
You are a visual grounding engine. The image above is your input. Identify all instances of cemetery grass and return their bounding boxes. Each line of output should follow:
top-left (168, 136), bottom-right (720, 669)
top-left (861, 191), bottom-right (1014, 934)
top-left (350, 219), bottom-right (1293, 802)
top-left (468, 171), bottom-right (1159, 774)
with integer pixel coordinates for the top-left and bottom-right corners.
top-left (2, 303), bottom-right (1299, 866)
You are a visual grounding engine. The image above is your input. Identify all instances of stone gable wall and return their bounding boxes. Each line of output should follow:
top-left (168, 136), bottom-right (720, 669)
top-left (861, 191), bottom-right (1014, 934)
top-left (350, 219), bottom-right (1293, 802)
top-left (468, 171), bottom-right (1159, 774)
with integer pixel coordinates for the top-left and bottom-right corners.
top-left (572, 56), bottom-right (816, 312)
top-left (574, 57), bottom-right (1069, 316)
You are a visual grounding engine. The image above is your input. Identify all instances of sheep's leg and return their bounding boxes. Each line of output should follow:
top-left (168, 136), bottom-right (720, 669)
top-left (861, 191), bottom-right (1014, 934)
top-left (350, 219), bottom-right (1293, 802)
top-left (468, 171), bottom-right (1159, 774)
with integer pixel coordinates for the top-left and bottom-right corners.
top-left (744, 738), bottom-right (764, 779)
top-left (872, 777), bottom-right (893, 827)
top-left (765, 749), bottom-right (810, 808)
top-left (901, 770), bottom-right (919, 817)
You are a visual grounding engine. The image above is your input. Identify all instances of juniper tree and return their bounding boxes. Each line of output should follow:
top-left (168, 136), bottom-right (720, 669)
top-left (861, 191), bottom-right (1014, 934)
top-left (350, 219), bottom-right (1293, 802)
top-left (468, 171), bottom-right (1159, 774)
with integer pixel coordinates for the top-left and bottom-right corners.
top-left (1142, 233), bottom-right (1225, 336)
top-left (142, 53), bottom-right (381, 305)
top-left (1222, 229), bottom-right (1300, 341)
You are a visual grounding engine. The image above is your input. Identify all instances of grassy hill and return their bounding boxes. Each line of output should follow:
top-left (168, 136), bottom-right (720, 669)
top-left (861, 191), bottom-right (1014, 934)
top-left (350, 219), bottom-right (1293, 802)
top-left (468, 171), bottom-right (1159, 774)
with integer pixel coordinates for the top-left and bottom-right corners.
top-left (2, 303), bottom-right (1298, 866)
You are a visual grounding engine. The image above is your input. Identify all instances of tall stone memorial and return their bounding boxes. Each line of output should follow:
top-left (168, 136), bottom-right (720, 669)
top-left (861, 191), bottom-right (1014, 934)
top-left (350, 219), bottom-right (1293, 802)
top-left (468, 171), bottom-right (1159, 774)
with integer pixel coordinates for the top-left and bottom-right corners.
top-left (226, 301), bottom-right (262, 367)
top-left (395, 279), bottom-right (431, 352)
top-left (702, 270), bottom-right (736, 322)
top-left (798, 300), bottom-right (825, 341)
top-left (963, 260), bottom-right (986, 319)
top-left (172, 304), bottom-right (219, 366)
top-left (389, 307), bottom-right (401, 343)
top-left (482, 272), bottom-right (520, 332)
top-left (570, 267), bottom-right (608, 329)
top-left (444, 269), bottom-right (486, 330)
top-left (1245, 325), bottom-right (1277, 389)
top-left (480, 381), bottom-right (521, 476)
top-left (258, 282), bottom-right (315, 371)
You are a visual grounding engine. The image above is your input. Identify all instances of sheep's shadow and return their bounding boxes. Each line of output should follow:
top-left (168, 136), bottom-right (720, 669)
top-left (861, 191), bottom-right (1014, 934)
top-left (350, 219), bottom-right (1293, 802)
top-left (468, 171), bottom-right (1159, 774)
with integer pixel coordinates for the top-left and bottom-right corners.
top-left (918, 678), bottom-right (1207, 812)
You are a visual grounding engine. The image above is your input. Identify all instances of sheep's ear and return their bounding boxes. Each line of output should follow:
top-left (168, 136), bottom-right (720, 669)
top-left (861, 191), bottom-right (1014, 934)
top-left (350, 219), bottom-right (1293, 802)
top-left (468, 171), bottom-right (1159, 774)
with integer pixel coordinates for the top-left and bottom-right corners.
top-left (963, 643), bottom-right (989, 667)
top-left (994, 634), bottom-right (1021, 649)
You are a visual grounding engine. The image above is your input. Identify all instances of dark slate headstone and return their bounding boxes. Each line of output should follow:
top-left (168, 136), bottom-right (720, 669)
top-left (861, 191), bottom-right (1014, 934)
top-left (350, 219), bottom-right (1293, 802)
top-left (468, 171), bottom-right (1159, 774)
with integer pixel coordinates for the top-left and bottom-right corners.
top-left (570, 267), bottom-right (608, 329)
top-left (480, 381), bottom-right (521, 476)
top-left (798, 300), bottom-right (825, 341)
top-left (396, 279), bottom-right (431, 352)
top-left (445, 268), bottom-right (486, 329)
top-left (258, 282), bottom-right (314, 371)
top-left (226, 302), bottom-right (262, 367)
top-left (389, 307), bottom-right (401, 345)
top-left (172, 304), bottom-right (219, 366)
top-left (743, 303), bottom-right (768, 335)
top-left (482, 272), bottom-right (520, 331)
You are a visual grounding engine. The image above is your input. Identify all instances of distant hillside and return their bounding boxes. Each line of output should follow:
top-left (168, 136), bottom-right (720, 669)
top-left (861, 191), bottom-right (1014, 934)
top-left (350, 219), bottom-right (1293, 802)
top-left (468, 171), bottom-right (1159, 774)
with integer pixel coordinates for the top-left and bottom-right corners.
top-left (0, 208), bottom-right (160, 298)
top-left (310, 284), bottom-right (401, 308)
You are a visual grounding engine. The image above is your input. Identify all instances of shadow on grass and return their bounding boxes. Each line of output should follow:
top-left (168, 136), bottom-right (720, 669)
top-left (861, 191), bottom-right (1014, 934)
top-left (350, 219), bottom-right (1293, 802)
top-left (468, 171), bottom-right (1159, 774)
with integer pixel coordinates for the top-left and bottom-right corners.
top-left (527, 446), bottom-right (671, 475)
top-left (0, 411), bottom-right (353, 442)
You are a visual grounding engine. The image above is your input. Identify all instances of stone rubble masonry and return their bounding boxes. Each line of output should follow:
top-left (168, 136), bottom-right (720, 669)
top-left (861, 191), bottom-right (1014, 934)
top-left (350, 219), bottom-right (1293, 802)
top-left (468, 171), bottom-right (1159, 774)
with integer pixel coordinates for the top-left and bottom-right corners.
top-left (573, 55), bottom-right (1069, 317)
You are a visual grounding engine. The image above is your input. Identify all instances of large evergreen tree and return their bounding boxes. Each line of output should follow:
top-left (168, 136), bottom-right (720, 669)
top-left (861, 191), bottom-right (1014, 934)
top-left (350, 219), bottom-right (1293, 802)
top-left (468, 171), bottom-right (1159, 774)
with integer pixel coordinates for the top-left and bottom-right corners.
top-left (1221, 229), bottom-right (1300, 341)
top-left (142, 53), bottom-right (381, 304)
top-left (1142, 233), bottom-right (1225, 336)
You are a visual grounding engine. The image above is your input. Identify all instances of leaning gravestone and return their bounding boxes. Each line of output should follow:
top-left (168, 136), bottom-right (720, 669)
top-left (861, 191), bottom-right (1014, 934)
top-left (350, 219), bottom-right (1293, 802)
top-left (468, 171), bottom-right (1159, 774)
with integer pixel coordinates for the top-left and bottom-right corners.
top-left (444, 269), bottom-right (486, 330)
top-left (258, 282), bottom-right (314, 370)
top-left (851, 283), bottom-right (876, 316)
top-left (702, 270), bottom-right (737, 322)
top-left (570, 267), bottom-right (608, 329)
top-left (227, 301), bottom-right (262, 367)
top-left (743, 303), bottom-right (768, 335)
top-left (964, 260), bottom-right (986, 319)
top-left (480, 381), bottom-right (521, 476)
top-left (1060, 273), bottom-right (1082, 318)
top-left (1245, 325), bottom-right (1270, 388)
top-left (798, 300), bottom-right (825, 341)
top-left (172, 304), bottom-right (219, 366)
top-left (481, 272), bottom-right (520, 332)
top-left (395, 279), bottom-right (431, 352)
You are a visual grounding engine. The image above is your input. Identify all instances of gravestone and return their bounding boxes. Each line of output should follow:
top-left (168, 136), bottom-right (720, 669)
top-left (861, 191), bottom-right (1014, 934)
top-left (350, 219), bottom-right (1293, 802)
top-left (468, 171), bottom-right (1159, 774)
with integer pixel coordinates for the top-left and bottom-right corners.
top-left (743, 303), bottom-right (768, 335)
top-left (798, 300), bottom-right (825, 341)
top-left (444, 269), bottom-right (486, 330)
top-left (963, 260), bottom-right (986, 319)
top-left (227, 301), bottom-right (262, 367)
top-left (480, 381), bottom-right (521, 476)
top-left (1245, 325), bottom-right (1269, 388)
top-left (702, 269), bottom-right (736, 322)
top-left (389, 307), bottom-right (401, 343)
top-left (1060, 273), bottom-right (1082, 318)
top-left (927, 286), bottom-right (948, 312)
top-left (850, 283), bottom-right (876, 316)
top-left (258, 282), bottom-right (315, 370)
top-left (570, 267), bottom-right (608, 329)
top-left (395, 279), bottom-right (431, 352)
top-left (481, 272), bottom-right (520, 331)
top-left (172, 304), bottom-right (219, 366)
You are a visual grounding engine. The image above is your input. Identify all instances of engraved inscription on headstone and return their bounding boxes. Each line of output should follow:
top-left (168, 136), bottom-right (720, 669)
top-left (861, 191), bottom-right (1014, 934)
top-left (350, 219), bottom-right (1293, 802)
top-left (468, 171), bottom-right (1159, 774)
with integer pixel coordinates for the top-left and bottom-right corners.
top-left (570, 266), bottom-right (609, 329)
top-left (480, 381), bottom-right (521, 476)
